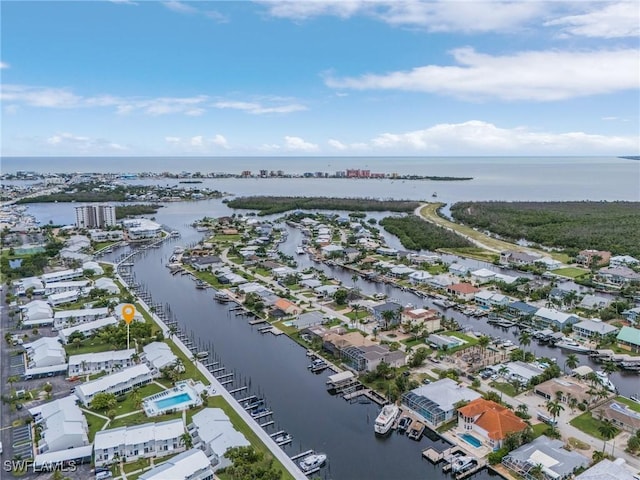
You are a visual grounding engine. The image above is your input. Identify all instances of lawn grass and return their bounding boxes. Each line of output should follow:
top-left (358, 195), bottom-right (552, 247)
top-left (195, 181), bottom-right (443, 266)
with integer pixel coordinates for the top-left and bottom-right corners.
top-left (108, 408), bottom-right (185, 429)
top-left (135, 301), bottom-right (161, 334)
top-left (402, 337), bottom-right (428, 349)
top-left (123, 458), bottom-right (149, 474)
top-left (439, 248), bottom-right (500, 263)
top-left (253, 267), bottom-right (271, 277)
top-left (345, 310), bottom-right (370, 321)
top-left (113, 383), bottom-right (165, 415)
top-left (93, 240), bottom-right (119, 251)
top-left (570, 411), bottom-right (619, 440)
top-left (64, 339), bottom-right (114, 357)
top-left (552, 267), bottom-right (591, 279)
top-left (186, 266), bottom-right (225, 288)
top-left (165, 338), bottom-right (210, 386)
top-left (614, 396), bottom-right (640, 413)
top-left (271, 320), bottom-right (298, 336)
top-left (207, 396), bottom-right (294, 480)
top-left (531, 422), bottom-right (549, 438)
top-left (213, 234), bottom-right (241, 242)
top-left (489, 381), bottom-right (518, 397)
top-left (85, 410), bottom-right (109, 441)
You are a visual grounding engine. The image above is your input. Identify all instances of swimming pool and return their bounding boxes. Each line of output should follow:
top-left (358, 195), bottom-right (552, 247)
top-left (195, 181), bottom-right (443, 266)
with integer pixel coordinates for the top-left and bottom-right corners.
top-left (460, 433), bottom-right (482, 448)
top-left (143, 380), bottom-right (205, 417)
top-left (155, 392), bottom-right (191, 410)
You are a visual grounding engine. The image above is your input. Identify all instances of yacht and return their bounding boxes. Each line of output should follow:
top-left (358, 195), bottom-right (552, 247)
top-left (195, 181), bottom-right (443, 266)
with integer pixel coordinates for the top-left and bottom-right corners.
top-left (298, 453), bottom-right (327, 472)
top-left (374, 404), bottom-right (400, 435)
top-left (451, 456), bottom-right (476, 473)
top-left (596, 370), bottom-right (617, 392)
top-left (274, 432), bottom-right (292, 446)
top-left (296, 246), bottom-right (305, 255)
top-left (556, 338), bottom-right (592, 354)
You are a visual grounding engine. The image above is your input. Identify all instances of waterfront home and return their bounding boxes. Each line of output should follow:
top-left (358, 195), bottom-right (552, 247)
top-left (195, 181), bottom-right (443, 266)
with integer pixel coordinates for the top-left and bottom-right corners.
top-left (474, 291), bottom-right (510, 309)
top-left (215, 268), bottom-right (246, 285)
top-left (122, 218), bottom-right (162, 239)
top-left (53, 307), bottom-right (110, 330)
top-left (94, 418), bottom-right (185, 466)
top-left (237, 282), bottom-right (268, 294)
top-left (376, 247), bottom-right (398, 256)
top-left (191, 255), bottom-right (223, 272)
top-left (597, 266), bottom-right (640, 285)
top-left (616, 326), bottom-right (640, 353)
top-left (576, 458), bottom-right (638, 480)
top-left (58, 316), bottom-right (118, 344)
top-left (82, 261), bottom-right (104, 275)
top-left (272, 266), bottom-right (296, 279)
top-left (622, 307), bottom-right (640, 325)
top-left (505, 301), bottom-right (538, 321)
top-left (68, 349), bottom-right (136, 376)
top-left (578, 294), bottom-right (611, 310)
top-left (21, 299), bottom-right (53, 323)
top-left (273, 298), bottom-right (300, 316)
top-left (29, 395), bottom-right (89, 454)
top-left (189, 408), bottom-right (250, 470)
top-left (609, 255), bottom-right (640, 268)
top-left (321, 244), bottom-right (344, 257)
top-left (41, 267), bottom-right (84, 284)
top-left (113, 302), bottom-right (144, 322)
top-left (401, 378), bottom-right (481, 428)
top-left (300, 278), bottom-right (322, 289)
top-left (448, 263), bottom-right (469, 276)
top-left (572, 319), bottom-right (618, 340)
top-left (470, 268), bottom-right (496, 284)
top-left (400, 308), bottom-right (441, 333)
top-left (322, 331), bottom-right (376, 357)
top-left (409, 253), bottom-right (441, 265)
top-left (408, 270), bottom-right (432, 285)
top-left (533, 307), bottom-right (580, 329)
top-left (390, 265), bottom-right (416, 278)
top-left (447, 282), bottom-right (480, 301)
top-left (493, 272), bottom-right (520, 284)
top-left (344, 247), bottom-right (360, 263)
top-left (534, 257), bottom-right (563, 270)
top-left (500, 250), bottom-right (541, 266)
top-left (457, 398), bottom-right (528, 450)
top-left (139, 449), bottom-right (214, 480)
top-left (143, 341), bottom-right (178, 370)
top-left (548, 287), bottom-right (571, 304)
top-left (534, 378), bottom-right (592, 405)
top-left (596, 400), bottom-right (640, 433)
top-left (94, 277), bottom-right (120, 294)
top-left (502, 436), bottom-right (589, 480)
top-left (577, 249), bottom-right (611, 267)
top-left (426, 274), bottom-right (454, 290)
top-left (24, 336), bottom-right (66, 368)
top-left (313, 284), bottom-right (340, 298)
top-left (372, 301), bottom-right (403, 327)
top-left (342, 344), bottom-right (406, 372)
top-left (293, 311), bottom-right (325, 329)
top-left (490, 361), bottom-right (544, 385)
top-left (427, 334), bottom-right (465, 350)
top-left (74, 363), bottom-right (155, 406)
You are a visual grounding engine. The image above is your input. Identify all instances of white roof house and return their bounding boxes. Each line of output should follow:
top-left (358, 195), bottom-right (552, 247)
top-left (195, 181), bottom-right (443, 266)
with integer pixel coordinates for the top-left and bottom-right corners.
top-left (189, 408), bottom-right (250, 470)
top-left (139, 449), bottom-right (214, 480)
top-left (609, 255), bottom-right (640, 268)
top-left (41, 268), bottom-right (84, 284)
top-left (30, 395), bottom-right (89, 454)
top-left (47, 290), bottom-right (81, 306)
top-left (409, 271), bottom-right (433, 284)
top-left (122, 218), bottom-right (162, 239)
top-left (21, 300), bottom-right (53, 321)
top-left (44, 280), bottom-right (91, 296)
top-left (74, 364), bottom-right (154, 406)
top-left (390, 265), bottom-right (416, 277)
top-left (68, 349), bottom-right (136, 376)
top-left (143, 341), bottom-right (178, 370)
top-left (575, 458), bottom-right (638, 480)
top-left (82, 261), bottom-right (104, 275)
top-left (53, 307), bottom-right (110, 330)
top-left (23, 336), bottom-right (66, 368)
top-left (534, 308), bottom-right (581, 328)
top-left (94, 277), bottom-right (120, 294)
top-left (58, 316), bottom-right (118, 344)
top-left (94, 418), bottom-right (185, 467)
top-left (14, 276), bottom-right (44, 295)
top-left (572, 319), bottom-right (619, 339)
top-left (471, 268), bottom-right (497, 283)
top-left (321, 244), bottom-right (344, 254)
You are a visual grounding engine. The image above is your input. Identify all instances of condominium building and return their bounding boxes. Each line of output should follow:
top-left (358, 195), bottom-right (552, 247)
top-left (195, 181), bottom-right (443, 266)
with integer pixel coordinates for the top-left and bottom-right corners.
top-left (75, 204), bottom-right (116, 229)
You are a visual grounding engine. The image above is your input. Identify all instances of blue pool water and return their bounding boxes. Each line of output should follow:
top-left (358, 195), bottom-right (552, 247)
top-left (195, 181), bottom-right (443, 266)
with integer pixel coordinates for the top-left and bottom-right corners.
top-left (460, 433), bottom-right (482, 448)
top-left (154, 392), bottom-right (191, 410)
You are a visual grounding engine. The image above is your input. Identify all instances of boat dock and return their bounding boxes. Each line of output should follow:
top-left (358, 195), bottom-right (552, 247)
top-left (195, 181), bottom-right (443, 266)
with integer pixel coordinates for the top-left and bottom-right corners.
top-left (290, 450), bottom-right (313, 461)
top-left (343, 388), bottom-right (388, 406)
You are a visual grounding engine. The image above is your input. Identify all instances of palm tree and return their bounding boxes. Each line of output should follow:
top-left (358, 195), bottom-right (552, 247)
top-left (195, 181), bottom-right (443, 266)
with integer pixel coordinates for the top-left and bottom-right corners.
top-left (168, 324), bottom-right (178, 340)
top-left (351, 303), bottom-right (361, 329)
top-left (528, 464), bottom-right (544, 480)
top-left (381, 309), bottom-right (396, 330)
top-left (518, 331), bottom-right (532, 353)
top-left (598, 420), bottom-right (618, 453)
top-left (564, 354), bottom-right (579, 374)
top-left (131, 388), bottom-right (141, 409)
top-left (180, 432), bottom-right (193, 449)
top-left (498, 365), bottom-right (509, 378)
top-left (601, 361), bottom-right (618, 375)
top-left (351, 273), bottom-right (359, 289)
top-left (546, 400), bottom-right (564, 423)
top-left (478, 335), bottom-right (490, 362)
top-left (516, 403), bottom-right (529, 417)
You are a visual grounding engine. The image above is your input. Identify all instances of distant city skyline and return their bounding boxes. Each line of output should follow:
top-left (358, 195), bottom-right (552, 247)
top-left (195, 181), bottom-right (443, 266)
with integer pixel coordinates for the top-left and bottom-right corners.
top-left (1, 1), bottom-right (639, 156)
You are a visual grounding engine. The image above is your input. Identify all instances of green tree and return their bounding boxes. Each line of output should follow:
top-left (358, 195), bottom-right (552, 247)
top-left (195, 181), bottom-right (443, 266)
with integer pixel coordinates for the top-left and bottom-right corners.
top-left (333, 288), bottom-right (348, 306)
top-left (518, 331), bottom-right (531, 352)
top-left (598, 420), bottom-right (618, 453)
top-left (91, 392), bottom-right (117, 411)
top-left (564, 354), bottom-right (579, 374)
top-left (381, 309), bottom-right (397, 330)
top-left (546, 399), bottom-right (564, 423)
top-left (180, 432), bottom-right (193, 449)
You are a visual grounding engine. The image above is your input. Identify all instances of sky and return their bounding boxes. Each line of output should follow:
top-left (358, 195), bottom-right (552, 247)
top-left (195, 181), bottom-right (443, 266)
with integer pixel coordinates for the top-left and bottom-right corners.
top-left (1, 0), bottom-right (639, 156)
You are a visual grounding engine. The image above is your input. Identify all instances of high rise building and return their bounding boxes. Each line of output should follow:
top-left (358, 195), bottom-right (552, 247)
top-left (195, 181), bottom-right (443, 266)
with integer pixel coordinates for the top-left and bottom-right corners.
top-left (75, 205), bottom-right (117, 229)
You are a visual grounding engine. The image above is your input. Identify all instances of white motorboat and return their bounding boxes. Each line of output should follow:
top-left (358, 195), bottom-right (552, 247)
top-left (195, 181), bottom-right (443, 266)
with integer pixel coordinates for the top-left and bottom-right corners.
top-left (556, 339), bottom-right (591, 354)
top-left (596, 370), bottom-right (617, 392)
top-left (374, 404), bottom-right (400, 435)
top-left (296, 246), bottom-right (305, 255)
top-left (299, 453), bottom-right (327, 472)
top-left (451, 456), bottom-right (476, 473)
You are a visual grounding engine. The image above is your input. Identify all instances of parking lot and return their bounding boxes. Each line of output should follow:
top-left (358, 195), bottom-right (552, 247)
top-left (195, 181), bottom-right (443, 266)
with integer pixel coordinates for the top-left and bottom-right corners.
top-left (11, 424), bottom-right (33, 459)
top-left (9, 351), bottom-right (26, 377)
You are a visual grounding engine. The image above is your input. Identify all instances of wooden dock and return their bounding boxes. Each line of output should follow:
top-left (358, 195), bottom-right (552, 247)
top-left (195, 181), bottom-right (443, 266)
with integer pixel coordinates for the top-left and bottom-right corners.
top-left (249, 318), bottom-right (267, 325)
top-left (290, 450), bottom-right (313, 461)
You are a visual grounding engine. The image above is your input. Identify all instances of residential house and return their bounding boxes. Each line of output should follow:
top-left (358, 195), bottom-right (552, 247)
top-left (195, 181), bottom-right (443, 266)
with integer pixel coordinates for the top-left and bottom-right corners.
top-left (321, 244), bottom-right (344, 257)
top-left (390, 265), bottom-right (415, 278)
top-left (408, 270), bottom-right (432, 285)
top-left (23, 337), bottom-right (66, 368)
top-left (292, 311), bottom-right (325, 330)
top-left (502, 436), bottom-right (589, 480)
top-left (138, 449), bottom-right (214, 480)
top-left (53, 307), bottom-right (110, 330)
top-left (609, 255), bottom-right (640, 268)
top-left (535, 257), bottom-right (563, 270)
top-left (68, 349), bottom-right (136, 376)
top-left (617, 326), bottom-right (640, 353)
top-left (322, 331), bottom-right (376, 358)
top-left (506, 301), bottom-right (538, 321)
top-left (58, 316), bottom-right (118, 344)
top-left (576, 458), bottom-right (638, 480)
top-left (534, 378), bottom-right (592, 405)
top-left (597, 399), bottom-right (640, 433)
top-left (94, 277), bottom-right (120, 294)
top-left (30, 395), bottom-right (89, 455)
top-left (402, 378), bottom-right (481, 428)
top-left (577, 249), bottom-right (611, 267)
top-left (572, 319), bottom-right (618, 340)
top-left (457, 398), bottom-right (528, 450)
top-left (191, 256), bottom-right (223, 272)
top-left (273, 298), bottom-right (300, 316)
top-left (314, 284), bottom-right (340, 298)
top-left (21, 300), bottom-right (53, 323)
top-left (342, 344), bottom-right (406, 372)
top-left (143, 342), bottom-right (178, 370)
top-left (448, 263), bottom-right (469, 276)
top-left (500, 250), bottom-right (541, 266)
top-left (598, 266), bottom-right (640, 285)
top-left (622, 307), bottom-right (640, 325)
top-left (343, 247), bottom-right (360, 263)
top-left (372, 301), bottom-right (403, 327)
top-left (14, 276), bottom-right (45, 296)
top-left (427, 274), bottom-right (454, 290)
top-left (94, 419), bottom-right (185, 466)
top-left (113, 303), bottom-right (144, 323)
top-left (578, 294), bottom-right (612, 310)
top-left (300, 278), bottom-right (322, 289)
top-left (447, 283), bottom-right (480, 301)
top-left (74, 364), bottom-right (155, 406)
top-left (548, 288), bottom-right (571, 305)
top-left (82, 261), bottom-right (104, 275)
top-left (400, 308), bottom-right (441, 333)
top-left (427, 334), bottom-right (465, 350)
top-left (474, 291), bottom-right (510, 309)
top-left (533, 308), bottom-right (580, 329)
top-left (376, 247), bottom-right (398, 256)
top-left (471, 268), bottom-right (496, 284)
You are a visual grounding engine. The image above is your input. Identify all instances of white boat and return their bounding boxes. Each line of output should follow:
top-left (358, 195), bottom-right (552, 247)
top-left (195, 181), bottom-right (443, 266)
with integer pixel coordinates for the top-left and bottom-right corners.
top-left (374, 404), bottom-right (399, 435)
top-left (195, 225), bottom-right (209, 232)
top-left (299, 453), bottom-right (327, 472)
top-left (556, 339), bottom-right (591, 354)
top-left (451, 456), bottom-right (476, 473)
top-left (274, 432), bottom-right (292, 445)
top-left (173, 246), bottom-right (184, 254)
top-left (596, 371), bottom-right (617, 392)
top-left (296, 246), bottom-right (305, 255)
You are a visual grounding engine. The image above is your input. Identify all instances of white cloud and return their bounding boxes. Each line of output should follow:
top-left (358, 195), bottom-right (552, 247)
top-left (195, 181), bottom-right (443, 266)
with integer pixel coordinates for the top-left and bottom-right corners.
top-left (214, 100), bottom-right (307, 115)
top-left (284, 136), bottom-right (319, 152)
top-left (46, 132), bottom-right (128, 152)
top-left (545, 2), bottom-right (639, 38)
top-left (109, 0), bottom-right (138, 5)
top-left (163, 1), bottom-right (197, 14)
top-left (362, 120), bottom-right (639, 153)
top-left (164, 134), bottom-right (231, 151)
top-left (326, 48), bottom-right (639, 101)
top-left (261, 0), bottom-right (545, 33)
top-left (328, 139), bottom-right (348, 150)
top-left (0, 62), bottom-right (10, 69)
top-left (163, 1), bottom-right (229, 22)
top-left (212, 134), bottom-right (230, 149)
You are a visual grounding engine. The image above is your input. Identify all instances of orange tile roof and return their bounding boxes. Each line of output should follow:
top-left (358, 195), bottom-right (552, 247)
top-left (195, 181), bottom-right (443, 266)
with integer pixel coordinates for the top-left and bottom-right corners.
top-left (274, 298), bottom-right (295, 310)
top-left (448, 283), bottom-right (480, 294)
top-left (458, 398), bottom-right (527, 441)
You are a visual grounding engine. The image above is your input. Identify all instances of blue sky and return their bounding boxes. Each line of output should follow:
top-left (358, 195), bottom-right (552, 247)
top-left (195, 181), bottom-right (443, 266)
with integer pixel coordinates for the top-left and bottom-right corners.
top-left (2, 0), bottom-right (639, 156)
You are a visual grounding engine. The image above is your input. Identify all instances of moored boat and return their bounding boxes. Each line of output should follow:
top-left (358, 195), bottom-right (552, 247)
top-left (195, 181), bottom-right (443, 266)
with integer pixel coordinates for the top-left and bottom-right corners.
top-left (298, 453), bottom-right (327, 472)
top-left (374, 404), bottom-right (400, 435)
top-left (556, 339), bottom-right (592, 354)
